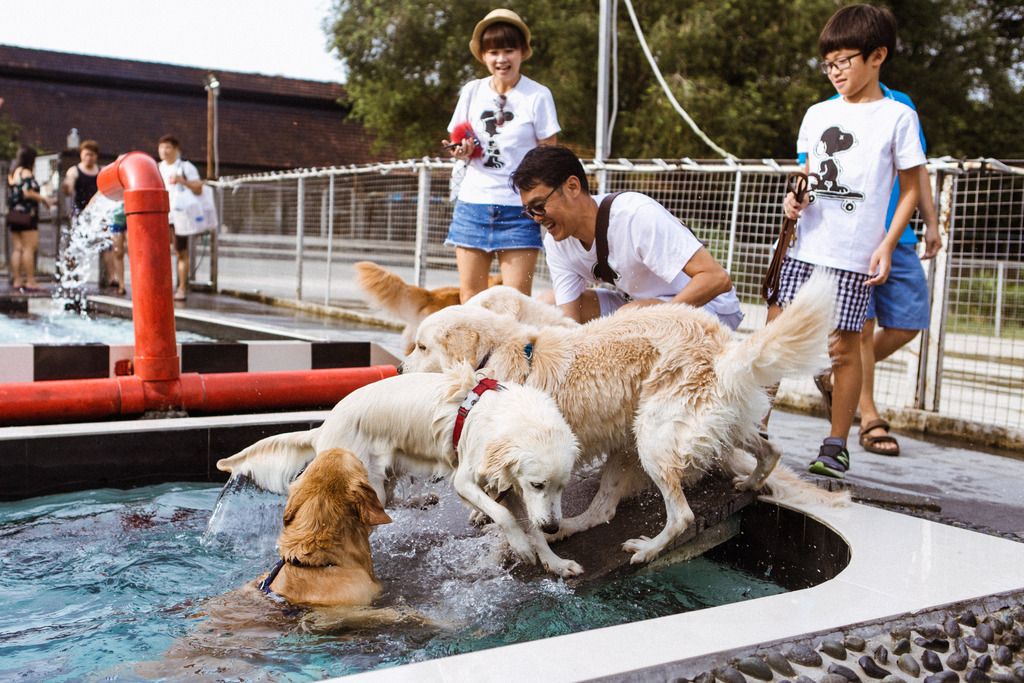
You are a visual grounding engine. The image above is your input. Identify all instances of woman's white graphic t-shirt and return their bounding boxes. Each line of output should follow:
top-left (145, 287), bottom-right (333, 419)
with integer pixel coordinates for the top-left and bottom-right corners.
top-left (543, 192), bottom-right (742, 319)
top-left (792, 97), bottom-right (925, 274)
top-left (448, 76), bottom-right (560, 206)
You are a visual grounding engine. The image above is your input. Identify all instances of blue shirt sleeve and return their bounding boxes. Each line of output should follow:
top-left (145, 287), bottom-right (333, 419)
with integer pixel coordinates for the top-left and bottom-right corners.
top-left (882, 86), bottom-right (927, 244)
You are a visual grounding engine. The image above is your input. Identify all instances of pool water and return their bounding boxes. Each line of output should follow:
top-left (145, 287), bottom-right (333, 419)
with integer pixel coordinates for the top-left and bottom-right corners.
top-left (0, 306), bottom-right (213, 344)
top-left (0, 481), bottom-right (785, 681)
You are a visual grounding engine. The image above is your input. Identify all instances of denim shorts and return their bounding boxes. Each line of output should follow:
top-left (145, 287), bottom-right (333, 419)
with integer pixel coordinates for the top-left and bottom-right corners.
top-left (445, 201), bottom-right (543, 252)
top-left (866, 242), bottom-right (930, 330)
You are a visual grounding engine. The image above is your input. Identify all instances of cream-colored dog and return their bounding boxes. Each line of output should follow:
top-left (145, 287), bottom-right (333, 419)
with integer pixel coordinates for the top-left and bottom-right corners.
top-left (217, 364), bottom-right (583, 577)
top-left (403, 273), bottom-right (844, 564)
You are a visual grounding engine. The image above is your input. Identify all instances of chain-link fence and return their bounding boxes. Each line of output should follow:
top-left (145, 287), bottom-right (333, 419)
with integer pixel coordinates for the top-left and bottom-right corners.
top-left (211, 158), bottom-right (1024, 437)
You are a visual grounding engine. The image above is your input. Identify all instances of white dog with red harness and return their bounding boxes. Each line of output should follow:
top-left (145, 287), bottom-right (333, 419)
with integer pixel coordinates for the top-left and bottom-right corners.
top-left (217, 363), bottom-right (583, 577)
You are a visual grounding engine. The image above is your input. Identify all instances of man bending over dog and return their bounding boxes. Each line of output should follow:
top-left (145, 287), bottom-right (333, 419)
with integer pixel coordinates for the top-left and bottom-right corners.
top-left (512, 145), bottom-right (743, 329)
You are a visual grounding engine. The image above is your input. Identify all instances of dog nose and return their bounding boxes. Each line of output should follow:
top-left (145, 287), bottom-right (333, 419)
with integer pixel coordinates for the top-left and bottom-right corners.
top-left (396, 362), bottom-right (404, 374)
top-left (541, 521), bottom-right (559, 535)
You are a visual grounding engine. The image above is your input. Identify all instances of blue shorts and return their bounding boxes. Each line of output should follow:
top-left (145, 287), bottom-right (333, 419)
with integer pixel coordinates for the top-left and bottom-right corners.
top-left (445, 201), bottom-right (543, 252)
top-left (866, 243), bottom-right (930, 330)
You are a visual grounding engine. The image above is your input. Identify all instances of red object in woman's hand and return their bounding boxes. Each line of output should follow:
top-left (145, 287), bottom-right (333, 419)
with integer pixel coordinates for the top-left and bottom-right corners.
top-left (450, 122), bottom-right (483, 158)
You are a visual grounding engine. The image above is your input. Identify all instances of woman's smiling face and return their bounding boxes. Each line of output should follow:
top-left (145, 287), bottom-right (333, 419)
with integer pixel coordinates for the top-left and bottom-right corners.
top-left (483, 46), bottom-right (523, 84)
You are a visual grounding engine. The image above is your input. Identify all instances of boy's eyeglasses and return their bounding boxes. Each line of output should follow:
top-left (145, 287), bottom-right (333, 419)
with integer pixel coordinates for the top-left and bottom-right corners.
top-left (495, 95), bottom-right (508, 126)
top-left (522, 182), bottom-right (564, 219)
top-left (819, 52), bottom-right (864, 75)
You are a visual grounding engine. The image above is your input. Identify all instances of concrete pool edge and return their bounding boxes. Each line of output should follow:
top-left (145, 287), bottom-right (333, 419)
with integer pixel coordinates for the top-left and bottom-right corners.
top-left (336, 499), bottom-right (1024, 683)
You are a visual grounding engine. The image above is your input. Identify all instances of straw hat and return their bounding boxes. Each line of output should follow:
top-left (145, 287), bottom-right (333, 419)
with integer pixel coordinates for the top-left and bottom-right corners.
top-left (469, 9), bottom-right (532, 63)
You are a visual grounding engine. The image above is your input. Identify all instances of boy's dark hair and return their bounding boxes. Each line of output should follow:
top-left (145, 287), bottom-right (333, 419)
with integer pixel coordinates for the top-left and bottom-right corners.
top-left (480, 22), bottom-right (526, 53)
top-left (158, 134), bottom-right (180, 148)
top-left (511, 145), bottom-right (590, 194)
top-left (819, 4), bottom-right (897, 65)
top-left (80, 139), bottom-right (99, 154)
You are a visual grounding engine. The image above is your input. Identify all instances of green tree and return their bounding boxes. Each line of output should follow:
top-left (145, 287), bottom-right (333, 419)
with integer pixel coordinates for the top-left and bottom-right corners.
top-left (326, 0), bottom-right (1024, 159)
top-left (0, 111), bottom-right (20, 161)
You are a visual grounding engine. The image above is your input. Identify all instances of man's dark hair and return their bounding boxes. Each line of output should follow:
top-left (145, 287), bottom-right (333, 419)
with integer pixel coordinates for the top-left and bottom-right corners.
top-left (819, 4), bottom-right (897, 65)
top-left (158, 134), bottom-right (180, 148)
top-left (480, 22), bottom-right (526, 53)
top-left (511, 145), bottom-right (589, 194)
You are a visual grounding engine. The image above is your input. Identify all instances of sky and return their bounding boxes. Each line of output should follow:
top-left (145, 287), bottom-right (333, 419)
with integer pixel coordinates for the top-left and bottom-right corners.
top-left (0, 0), bottom-right (345, 83)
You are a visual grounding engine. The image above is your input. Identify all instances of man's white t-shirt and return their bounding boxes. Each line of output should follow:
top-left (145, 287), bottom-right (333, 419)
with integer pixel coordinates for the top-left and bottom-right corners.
top-left (448, 75), bottom-right (560, 206)
top-left (544, 192), bottom-right (742, 320)
top-left (792, 97), bottom-right (925, 274)
top-left (158, 157), bottom-right (201, 222)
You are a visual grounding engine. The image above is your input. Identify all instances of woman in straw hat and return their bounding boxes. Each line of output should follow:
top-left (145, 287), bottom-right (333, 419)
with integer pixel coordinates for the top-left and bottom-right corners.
top-left (443, 8), bottom-right (560, 302)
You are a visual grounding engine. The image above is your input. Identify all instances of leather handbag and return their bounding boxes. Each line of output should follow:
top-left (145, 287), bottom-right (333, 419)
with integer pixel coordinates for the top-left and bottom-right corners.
top-left (762, 173), bottom-right (809, 305)
top-left (5, 209), bottom-right (35, 228)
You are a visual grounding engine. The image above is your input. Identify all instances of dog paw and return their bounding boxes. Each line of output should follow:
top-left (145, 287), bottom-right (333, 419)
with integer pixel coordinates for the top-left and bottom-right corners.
top-left (468, 509), bottom-right (492, 526)
top-left (622, 536), bottom-right (660, 564)
top-left (507, 537), bottom-right (537, 564)
top-left (733, 475), bottom-right (757, 491)
top-left (545, 558), bottom-right (584, 578)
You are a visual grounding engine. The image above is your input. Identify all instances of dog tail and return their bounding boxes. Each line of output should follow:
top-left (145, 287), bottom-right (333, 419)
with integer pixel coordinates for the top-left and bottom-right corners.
top-left (354, 261), bottom-right (427, 323)
top-left (215, 428), bottom-right (320, 494)
top-left (761, 462), bottom-right (851, 508)
top-left (718, 270), bottom-right (836, 391)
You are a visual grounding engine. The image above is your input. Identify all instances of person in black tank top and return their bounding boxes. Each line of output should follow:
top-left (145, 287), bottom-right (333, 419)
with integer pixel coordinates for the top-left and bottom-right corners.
top-left (62, 140), bottom-right (125, 293)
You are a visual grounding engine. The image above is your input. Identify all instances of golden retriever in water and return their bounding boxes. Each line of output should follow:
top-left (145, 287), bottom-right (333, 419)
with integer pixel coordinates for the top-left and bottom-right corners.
top-left (135, 449), bottom-right (408, 679)
top-left (355, 261), bottom-right (502, 354)
top-left (403, 272), bottom-right (847, 564)
top-left (217, 364), bottom-right (583, 577)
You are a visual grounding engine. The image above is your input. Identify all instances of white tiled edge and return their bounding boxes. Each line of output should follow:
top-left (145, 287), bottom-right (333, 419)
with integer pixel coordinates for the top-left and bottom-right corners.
top-left (0, 345), bottom-right (33, 383)
top-left (337, 499), bottom-right (1024, 683)
top-left (245, 341), bottom-right (313, 373)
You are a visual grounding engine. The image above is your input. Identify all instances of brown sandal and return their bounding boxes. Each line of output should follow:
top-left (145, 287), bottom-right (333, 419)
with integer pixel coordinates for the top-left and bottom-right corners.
top-left (859, 418), bottom-right (900, 456)
top-left (813, 372), bottom-right (833, 419)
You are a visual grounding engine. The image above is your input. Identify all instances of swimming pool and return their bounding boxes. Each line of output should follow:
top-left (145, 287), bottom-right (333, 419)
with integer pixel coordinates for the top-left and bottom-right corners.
top-left (0, 304), bottom-right (213, 344)
top-left (0, 480), bottom-right (786, 681)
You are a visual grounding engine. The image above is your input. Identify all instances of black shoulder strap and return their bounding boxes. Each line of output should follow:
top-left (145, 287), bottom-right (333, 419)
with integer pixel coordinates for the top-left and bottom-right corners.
top-left (594, 191), bottom-right (624, 285)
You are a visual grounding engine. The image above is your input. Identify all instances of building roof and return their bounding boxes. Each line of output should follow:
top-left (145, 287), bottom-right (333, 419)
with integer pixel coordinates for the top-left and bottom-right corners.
top-left (0, 44), bottom-right (380, 173)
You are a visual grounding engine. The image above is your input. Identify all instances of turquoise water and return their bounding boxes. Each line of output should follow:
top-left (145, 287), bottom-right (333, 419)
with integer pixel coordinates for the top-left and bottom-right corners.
top-left (0, 482), bottom-right (785, 681)
top-left (0, 307), bottom-right (213, 344)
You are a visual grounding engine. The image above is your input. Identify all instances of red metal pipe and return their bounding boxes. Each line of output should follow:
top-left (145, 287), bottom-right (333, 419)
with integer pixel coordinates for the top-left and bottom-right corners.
top-left (0, 151), bottom-right (400, 426)
top-left (98, 153), bottom-right (179, 381)
top-left (0, 365), bottom-right (398, 425)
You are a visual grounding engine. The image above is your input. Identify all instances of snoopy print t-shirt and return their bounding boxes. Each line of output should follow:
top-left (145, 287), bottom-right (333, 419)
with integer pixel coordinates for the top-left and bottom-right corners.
top-left (791, 97), bottom-right (925, 274)
top-left (543, 192), bottom-right (742, 319)
top-left (448, 76), bottom-right (560, 206)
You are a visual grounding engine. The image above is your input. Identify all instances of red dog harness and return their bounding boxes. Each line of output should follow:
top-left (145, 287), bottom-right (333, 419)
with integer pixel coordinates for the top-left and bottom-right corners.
top-left (452, 378), bottom-right (503, 450)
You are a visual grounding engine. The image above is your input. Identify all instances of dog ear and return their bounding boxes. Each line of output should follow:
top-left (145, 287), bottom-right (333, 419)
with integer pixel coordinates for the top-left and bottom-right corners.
top-left (282, 480), bottom-right (311, 526)
top-left (354, 481), bottom-right (392, 526)
top-left (479, 441), bottom-right (516, 495)
top-left (442, 325), bottom-right (482, 365)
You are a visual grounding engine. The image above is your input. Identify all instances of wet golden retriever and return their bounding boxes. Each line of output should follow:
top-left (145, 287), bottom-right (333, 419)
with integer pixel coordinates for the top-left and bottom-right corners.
top-left (134, 449), bottom-right (410, 678)
top-left (217, 364), bottom-right (584, 577)
top-left (355, 261), bottom-right (502, 354)
top-left (403, 273), bottom-right (846, 564)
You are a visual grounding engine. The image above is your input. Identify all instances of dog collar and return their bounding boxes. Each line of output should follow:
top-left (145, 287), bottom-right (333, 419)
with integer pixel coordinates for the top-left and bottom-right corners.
top-left (259, 558), bottom-right (287, 595)
top-left (452, 378), bottom-right (504, 450)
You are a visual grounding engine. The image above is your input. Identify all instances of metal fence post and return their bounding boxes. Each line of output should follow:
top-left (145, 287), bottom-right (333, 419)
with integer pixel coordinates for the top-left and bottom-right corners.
top-left (325, 173), bottom-right (336, 307)
top-left (210, 185), bottom-right (221, 291)
top-left (925, 171), bottom-right (957, 413)
top-left (413, 161), bottom-right (431, 288)
top-left (726, 169), bottom-right (742, 273)
top-left (295, 177), bottom-right (305, 301)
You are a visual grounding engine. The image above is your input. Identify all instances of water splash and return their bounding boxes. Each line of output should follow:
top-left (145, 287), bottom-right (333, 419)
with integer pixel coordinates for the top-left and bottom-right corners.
top-left (52, 194), bottom-right (120, 312)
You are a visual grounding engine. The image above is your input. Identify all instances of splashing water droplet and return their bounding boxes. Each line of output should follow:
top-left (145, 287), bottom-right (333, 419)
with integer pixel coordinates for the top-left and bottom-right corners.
top-left (52, 194), bottom-right (120, 313)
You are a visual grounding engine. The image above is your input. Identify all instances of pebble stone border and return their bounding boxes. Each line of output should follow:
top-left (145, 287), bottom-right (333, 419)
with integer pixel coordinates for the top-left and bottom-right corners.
top-left (670, 598), bottom-right (1024, 683)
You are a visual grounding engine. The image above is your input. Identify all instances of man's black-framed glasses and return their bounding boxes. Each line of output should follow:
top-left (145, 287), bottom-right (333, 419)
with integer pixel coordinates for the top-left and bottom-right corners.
top-left (818, 52), bottom-right (864, 75)
top-left (522, 182), bottom-right (564, 219)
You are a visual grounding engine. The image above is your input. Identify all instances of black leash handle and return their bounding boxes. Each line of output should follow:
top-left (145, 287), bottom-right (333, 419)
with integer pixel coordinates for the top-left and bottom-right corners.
top-left (762, 172), bottom-right (809, 305)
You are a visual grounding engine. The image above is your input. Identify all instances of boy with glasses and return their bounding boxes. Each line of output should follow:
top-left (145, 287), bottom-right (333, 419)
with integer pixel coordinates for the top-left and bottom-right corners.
top-left (511, 144), bottom-right (743, 328)
top-left (770, 4), bottom-right (925, 478)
